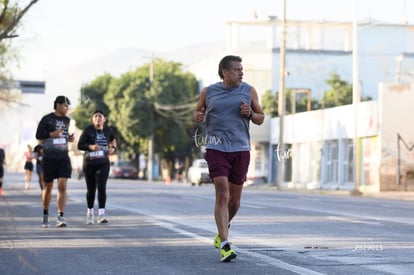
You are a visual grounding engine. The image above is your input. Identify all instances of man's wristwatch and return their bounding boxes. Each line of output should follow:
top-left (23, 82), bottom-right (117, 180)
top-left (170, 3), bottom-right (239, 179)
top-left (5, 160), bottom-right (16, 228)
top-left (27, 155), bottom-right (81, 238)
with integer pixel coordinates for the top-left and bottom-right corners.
top-left (249, 110), bottom-right (254, 119)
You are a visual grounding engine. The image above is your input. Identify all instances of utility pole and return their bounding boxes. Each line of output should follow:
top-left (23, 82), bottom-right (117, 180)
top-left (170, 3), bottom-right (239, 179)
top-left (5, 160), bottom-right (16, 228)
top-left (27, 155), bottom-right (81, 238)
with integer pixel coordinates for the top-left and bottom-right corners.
top-left (352, 0), bottom-right (362, 195)
top-left (277, 0), bottom-right (287, 189)
top-left (148, 60), bottom-right (154, 182)
top-left (395, 54), bottom-right (404, 83)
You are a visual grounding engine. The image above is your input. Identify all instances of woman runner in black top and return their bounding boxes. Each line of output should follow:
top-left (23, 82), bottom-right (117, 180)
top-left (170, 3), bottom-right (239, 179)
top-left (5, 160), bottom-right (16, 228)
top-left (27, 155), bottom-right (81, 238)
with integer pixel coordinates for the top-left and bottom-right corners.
top-left (77, 110), bottom-right (116, 224)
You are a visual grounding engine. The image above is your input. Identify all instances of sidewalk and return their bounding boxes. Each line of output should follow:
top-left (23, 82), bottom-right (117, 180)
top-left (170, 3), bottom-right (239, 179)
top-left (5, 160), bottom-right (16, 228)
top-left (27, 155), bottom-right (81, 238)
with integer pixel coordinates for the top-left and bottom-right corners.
top-left (4, 172), bottom-right (414, 202)
top-left (246, 182), bottom-right (414, 201)
top-left (361, 191), bottom-right (414, 201)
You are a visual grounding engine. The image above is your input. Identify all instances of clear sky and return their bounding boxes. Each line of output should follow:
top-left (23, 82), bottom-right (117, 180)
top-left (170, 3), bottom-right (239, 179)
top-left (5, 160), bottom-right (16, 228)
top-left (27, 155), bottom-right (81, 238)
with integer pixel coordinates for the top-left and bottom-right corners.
top-left (11, 0), bottom-right (414, 80)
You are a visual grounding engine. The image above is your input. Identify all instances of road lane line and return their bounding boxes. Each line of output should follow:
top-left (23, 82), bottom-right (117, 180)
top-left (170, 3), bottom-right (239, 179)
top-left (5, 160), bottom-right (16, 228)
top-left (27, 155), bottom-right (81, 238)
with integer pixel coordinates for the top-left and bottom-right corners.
top-left (111, 203), bottom-right (326, 275)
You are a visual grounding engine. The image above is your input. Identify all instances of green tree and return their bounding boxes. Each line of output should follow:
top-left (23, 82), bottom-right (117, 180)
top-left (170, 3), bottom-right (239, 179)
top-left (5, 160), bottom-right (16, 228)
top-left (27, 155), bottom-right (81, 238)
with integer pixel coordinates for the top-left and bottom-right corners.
top-left (104, 65), bottom-right (153, 154)
top-left (292, 91), bottom-right (321, 113)
top-left (261, 89), bottom-right (277, 116)
top-left (72, 73), bottom-right (127, 155)
top-left (0, 0), bottom-right (40, 103)
top-left (0, 0), bottom-right (40, 70)
top-left (321, 73), bottom-right (352, 108)
top-left (73, 73), bottom-right (114, 129)
top-left (321, 73), bottom-right (372, 108)
top-left (104, 58), bottom-right (198, 163)
top-left (0, 0), bottom-right (40, 42)
top-left (261, 73), bottom-right (373, 117)
top-left (261, 89), bottom-right (320, 117)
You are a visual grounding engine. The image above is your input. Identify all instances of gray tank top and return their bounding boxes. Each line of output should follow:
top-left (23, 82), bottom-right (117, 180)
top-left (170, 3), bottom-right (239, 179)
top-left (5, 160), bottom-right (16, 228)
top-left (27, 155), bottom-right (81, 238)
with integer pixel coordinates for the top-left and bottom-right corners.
top-left (205, 82), bottom-right (251, 152)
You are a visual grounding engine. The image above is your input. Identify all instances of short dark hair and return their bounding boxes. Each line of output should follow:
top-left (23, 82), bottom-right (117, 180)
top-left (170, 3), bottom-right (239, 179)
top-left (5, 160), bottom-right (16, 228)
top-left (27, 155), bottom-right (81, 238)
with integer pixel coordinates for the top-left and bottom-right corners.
top-left (33, 144), bottom-right (43, 153)
top-left (218, 55), bottom-right (242, 79)
top-left (53, 95), bottom-right (71, 110)
top-left (93, 109), bottom-right (106, 117)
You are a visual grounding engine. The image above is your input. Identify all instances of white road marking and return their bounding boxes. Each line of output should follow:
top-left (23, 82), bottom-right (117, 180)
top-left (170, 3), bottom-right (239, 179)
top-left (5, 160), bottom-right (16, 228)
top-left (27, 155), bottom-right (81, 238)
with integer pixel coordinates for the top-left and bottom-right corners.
top-left (111, 203), bottom-right (326, 275)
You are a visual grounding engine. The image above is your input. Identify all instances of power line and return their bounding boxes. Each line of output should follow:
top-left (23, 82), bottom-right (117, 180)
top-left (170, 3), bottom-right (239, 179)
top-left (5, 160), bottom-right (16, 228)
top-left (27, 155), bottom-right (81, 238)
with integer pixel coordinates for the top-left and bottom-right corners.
top-left (154, 101), bottom-right (197, 125)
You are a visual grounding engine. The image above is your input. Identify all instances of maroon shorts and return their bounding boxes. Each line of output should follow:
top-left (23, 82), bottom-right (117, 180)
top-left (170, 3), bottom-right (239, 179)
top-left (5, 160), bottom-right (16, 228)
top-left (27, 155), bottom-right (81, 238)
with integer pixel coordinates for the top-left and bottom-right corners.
top-left (205, 149), bottom-right (250, 185)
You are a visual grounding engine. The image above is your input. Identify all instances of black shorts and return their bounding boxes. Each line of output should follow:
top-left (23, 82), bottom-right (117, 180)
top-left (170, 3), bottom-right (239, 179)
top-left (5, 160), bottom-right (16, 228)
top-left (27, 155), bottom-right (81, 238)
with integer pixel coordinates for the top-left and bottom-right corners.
top-left (24, 161), bottom-right (34, 171)
top-left (0, 165), bottom-right (3, 178)
top-left (43, 157), bottom-right (72, 183)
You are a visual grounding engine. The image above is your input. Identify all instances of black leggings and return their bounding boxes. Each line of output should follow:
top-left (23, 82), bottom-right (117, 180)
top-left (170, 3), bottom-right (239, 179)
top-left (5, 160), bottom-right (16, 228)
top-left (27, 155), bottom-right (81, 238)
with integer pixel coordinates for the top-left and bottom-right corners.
top-left (83, 162), bottom-right (110, 209)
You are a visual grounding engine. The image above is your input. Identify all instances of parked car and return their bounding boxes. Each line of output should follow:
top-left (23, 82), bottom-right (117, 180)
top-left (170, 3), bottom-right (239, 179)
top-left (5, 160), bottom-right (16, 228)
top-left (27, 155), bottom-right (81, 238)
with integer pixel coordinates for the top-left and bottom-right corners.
top-left (109, 161), bottom-right (138, 179)
top-left (187, 159), bottom-right (211, 186)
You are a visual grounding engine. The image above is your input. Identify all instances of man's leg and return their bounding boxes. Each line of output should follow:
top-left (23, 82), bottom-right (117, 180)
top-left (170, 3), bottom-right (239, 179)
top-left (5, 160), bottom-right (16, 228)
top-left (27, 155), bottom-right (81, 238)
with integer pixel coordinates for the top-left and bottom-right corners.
top-left (41, 181), bottom-right (53, 227)
top-left (214, 182), bottom-right (243, 244)
top-left (214, 176), bottom-right (239, 262)
top-left (228, 182), bottom-right (243, 222)
top-left (214, 176), bottom-right (230, 243)
top-left (42, 182), bottom-right (54, 210)
top-left (56, 178), bottom-right (68, 214)
top-left (38, 171), bottom-right (44, 190)
top-left (54, 177), bottom-right (68, 227)
top-left (0, 176), bottom-right (3, 196)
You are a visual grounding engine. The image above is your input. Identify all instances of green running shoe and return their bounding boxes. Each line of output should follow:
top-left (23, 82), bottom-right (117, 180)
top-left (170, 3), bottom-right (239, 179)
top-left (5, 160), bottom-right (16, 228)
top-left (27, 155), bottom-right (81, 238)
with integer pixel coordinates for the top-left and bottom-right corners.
top-left (214, 223), bottom-right (231, 249)
top-left (220, 243), bottom-right (237, 262)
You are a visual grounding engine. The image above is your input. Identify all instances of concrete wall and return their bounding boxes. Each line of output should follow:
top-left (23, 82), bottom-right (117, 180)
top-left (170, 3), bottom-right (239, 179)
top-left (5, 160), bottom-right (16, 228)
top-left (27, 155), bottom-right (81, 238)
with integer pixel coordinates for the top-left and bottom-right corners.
top-left (379, 82), bottom-right (414, 191)
top-left (269, 101), bottom-right (379, 191)
top-left (270, 101), bottom-right (378, 145)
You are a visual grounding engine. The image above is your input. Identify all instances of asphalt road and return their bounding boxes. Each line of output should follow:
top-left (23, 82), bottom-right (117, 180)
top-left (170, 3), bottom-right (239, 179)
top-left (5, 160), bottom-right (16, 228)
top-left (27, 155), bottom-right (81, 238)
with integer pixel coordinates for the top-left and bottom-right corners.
top-left (2, 173), bottom-right (414, 275)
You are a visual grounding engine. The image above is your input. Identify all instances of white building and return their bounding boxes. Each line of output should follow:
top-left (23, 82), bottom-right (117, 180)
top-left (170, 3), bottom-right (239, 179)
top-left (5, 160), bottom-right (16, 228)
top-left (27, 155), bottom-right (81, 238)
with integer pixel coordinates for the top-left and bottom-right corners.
top-left (267, 82), bottom-right (414, 192)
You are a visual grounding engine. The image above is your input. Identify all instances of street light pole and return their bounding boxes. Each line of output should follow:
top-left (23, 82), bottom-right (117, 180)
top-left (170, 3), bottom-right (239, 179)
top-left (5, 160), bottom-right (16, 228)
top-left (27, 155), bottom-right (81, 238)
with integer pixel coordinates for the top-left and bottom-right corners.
top-left (277, 0), bottom-right (287, 189)
top-left (148, 60), bottom-right (154, 182)
top-left (395, 54), bottom-right (404, 83)
top-left (352, 0), bottom-right (362, 195)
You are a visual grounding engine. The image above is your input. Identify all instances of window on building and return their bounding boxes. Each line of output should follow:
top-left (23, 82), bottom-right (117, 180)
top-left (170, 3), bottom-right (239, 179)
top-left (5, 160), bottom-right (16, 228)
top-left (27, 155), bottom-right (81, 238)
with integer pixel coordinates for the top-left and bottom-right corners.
top-left (342, 139), bottom-right (354, 184)
top-left (326, 141), bottom-right (338, 184)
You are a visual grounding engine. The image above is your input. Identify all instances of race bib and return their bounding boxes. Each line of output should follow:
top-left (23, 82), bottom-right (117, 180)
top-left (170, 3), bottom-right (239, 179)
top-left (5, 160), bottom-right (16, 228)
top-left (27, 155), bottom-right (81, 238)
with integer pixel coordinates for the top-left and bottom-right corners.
top-left (90, 150), bottom-right (104, 159)
top-left (53, 138), bottom-right (67, 145)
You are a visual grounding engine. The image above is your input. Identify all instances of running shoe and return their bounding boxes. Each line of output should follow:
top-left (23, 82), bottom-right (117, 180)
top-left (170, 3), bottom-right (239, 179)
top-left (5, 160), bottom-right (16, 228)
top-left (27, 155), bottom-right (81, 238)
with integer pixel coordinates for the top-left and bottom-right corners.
top-left (41, 214), bottom-right (50, 228)
top-left (97, 214), bottom-right (108, 224)
top-left (220, 243), bottom-right (237, 262)
top-left (214, 223), bottom-right (231, 249)
top-left (0, 187), bottom-right (3, 196)
top-left (86, 212), bottom-right (94, 224)
top-left (56, 216), bottom-right (67, 227)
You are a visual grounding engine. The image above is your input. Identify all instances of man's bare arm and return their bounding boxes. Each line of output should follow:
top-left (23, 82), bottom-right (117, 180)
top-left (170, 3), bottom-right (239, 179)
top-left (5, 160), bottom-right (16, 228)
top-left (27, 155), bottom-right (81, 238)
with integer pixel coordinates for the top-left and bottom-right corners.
top-left (250, 87), bottom-right (265, 125)
top-left (194, 88), bottom-right (207, 123)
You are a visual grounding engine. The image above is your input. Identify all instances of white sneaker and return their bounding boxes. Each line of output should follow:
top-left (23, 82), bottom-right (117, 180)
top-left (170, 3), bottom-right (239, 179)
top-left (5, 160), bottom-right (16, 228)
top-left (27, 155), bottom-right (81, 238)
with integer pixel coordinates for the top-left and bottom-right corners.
top-left (86, 212), bottom-right (94, 224)
top-left (41, 214), bottom-right (50, 228)
top-left (97, 214), bottom-right (108, 224)
top-left (56, 216), bottom-right (67, 227)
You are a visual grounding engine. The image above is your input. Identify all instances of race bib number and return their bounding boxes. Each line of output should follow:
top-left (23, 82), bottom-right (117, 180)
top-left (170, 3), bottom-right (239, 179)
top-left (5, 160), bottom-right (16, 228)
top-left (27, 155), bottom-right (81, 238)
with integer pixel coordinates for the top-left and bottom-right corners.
top-left (90, 150), bottom-right (104, 159)
top-left (53, 138), bottom-right (67, 145)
